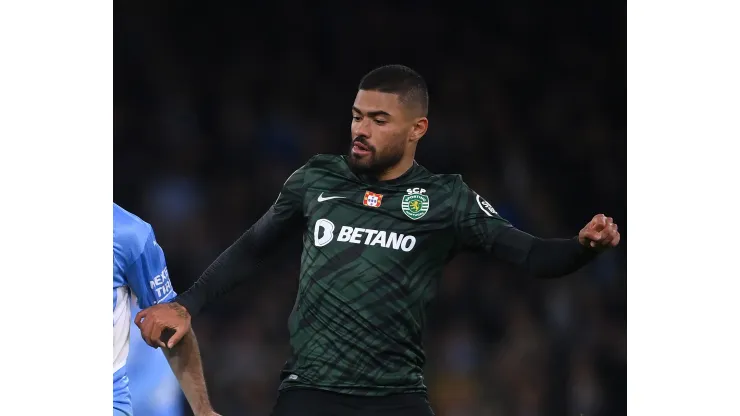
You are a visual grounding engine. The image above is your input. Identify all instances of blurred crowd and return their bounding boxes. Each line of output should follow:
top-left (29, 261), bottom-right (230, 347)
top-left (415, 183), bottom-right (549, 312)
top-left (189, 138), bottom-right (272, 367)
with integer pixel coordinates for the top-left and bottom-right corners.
top-left (115, 1), bottom-right (625, 415)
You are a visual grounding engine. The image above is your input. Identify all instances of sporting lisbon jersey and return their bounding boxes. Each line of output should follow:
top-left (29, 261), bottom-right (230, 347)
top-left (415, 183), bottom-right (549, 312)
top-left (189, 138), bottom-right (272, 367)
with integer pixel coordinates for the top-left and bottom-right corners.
top-left (113, 203), bottom-right (177, 415)
top-left (275, 155), bottom-right (515, 395)
top-left (175, 154), bottom-right (597, 398)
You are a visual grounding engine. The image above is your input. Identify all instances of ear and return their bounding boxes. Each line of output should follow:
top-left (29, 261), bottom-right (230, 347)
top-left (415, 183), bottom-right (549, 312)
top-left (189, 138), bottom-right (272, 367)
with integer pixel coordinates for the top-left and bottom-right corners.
top-left (409, 117), bottom-right (428, 143)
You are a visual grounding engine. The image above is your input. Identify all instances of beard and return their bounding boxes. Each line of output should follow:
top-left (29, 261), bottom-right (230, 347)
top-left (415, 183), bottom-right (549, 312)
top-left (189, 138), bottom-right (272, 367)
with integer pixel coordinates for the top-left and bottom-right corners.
top-left (347, 135), bottom-right (406, 177)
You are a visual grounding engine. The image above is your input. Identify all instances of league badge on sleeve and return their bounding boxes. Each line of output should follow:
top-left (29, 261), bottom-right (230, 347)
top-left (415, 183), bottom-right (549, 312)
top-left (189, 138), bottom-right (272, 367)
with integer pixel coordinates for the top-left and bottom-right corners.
top-left (402, 188), bottom-right (430, 220)
top-left (363, 191), bottom-right (384, 208)
top-left (476, 194), bottom-right (497, 217)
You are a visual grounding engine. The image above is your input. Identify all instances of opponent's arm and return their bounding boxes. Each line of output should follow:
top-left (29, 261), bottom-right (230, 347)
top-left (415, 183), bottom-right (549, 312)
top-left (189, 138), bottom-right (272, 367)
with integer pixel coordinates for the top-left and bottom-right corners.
top-left (162, 329), bottom-right (218, 416)
top-left (453, 180), bottom-right (619, 278)
top-left (136, 161), bottom-right (310, 348)
top-left (124, 224), bottom-right (218, 414)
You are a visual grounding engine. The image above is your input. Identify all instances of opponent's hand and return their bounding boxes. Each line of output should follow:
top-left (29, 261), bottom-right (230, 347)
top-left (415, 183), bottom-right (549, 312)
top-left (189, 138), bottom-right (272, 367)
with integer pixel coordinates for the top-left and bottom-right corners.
top-left (135, 302), bottom-right (191, 349)
top-left (578, 214), bottom-right (621, 251)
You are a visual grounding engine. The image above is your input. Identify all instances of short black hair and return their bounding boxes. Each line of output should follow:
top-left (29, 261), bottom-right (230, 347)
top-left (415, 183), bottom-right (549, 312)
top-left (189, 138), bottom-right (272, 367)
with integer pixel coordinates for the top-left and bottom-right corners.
top-left (358, 65), bottom-right (429, 116)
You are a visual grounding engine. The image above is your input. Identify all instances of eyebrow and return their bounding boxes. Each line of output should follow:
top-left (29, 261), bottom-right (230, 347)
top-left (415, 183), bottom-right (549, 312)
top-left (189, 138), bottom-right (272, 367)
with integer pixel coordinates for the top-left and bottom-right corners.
top-left (352, 106), bottom-right (391, 118)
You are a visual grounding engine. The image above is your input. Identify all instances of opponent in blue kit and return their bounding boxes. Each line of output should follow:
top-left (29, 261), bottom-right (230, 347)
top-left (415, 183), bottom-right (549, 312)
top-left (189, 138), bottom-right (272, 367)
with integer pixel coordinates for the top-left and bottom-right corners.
top-left (113, 203), bottom-right (219, 416)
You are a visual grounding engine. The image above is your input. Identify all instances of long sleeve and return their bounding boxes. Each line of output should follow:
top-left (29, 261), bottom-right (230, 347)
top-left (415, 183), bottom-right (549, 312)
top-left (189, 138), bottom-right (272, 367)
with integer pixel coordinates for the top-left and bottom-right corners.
top-left (173, 161), bottom-right (310, 316)
top-left (452, 178), bottom-right (598, 278)
top-left (490, 228), bottom-right (598, 278)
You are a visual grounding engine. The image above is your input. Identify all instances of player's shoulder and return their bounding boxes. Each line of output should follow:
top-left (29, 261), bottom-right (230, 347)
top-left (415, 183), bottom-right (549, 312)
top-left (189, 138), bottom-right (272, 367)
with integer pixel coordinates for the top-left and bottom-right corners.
top-left (303, 153), bottom-right (345, 170)
top-left (299, 154), bottom-right (350, 183)
top-left (282, 154), bottom-right (345, 189)
top-left (430, 170), bottom-right (477, 190)
top-left (412, 162), bottom-right (463, 192)
top-left (113, 203), bottom-right (154, 259)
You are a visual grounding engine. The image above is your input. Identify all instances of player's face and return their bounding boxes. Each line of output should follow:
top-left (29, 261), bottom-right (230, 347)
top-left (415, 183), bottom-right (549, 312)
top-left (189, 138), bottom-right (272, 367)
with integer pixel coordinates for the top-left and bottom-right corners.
top-left (348, 90), bottom-right (417, 175)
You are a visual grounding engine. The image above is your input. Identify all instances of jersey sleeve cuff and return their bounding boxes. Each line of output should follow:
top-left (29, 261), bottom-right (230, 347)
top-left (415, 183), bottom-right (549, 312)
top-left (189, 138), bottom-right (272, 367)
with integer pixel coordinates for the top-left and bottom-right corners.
top-left (173, 292), bottom-right (201, 317)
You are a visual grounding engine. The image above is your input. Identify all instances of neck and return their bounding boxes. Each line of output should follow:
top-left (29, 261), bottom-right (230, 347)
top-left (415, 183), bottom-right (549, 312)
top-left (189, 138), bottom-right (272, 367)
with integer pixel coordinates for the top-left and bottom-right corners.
top-left (376, 154), bottom-right (415, 182)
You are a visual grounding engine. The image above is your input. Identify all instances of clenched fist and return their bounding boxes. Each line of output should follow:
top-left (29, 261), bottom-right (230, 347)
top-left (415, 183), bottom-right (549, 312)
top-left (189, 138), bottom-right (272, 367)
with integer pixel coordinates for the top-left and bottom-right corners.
top-left (579, 214), bottom-right (621, 251)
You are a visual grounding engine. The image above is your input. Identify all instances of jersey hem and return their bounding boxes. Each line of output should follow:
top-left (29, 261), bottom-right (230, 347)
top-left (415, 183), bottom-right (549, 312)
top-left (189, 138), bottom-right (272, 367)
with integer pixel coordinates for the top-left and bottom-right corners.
top-left (278, 383), bottom-right (428, 397)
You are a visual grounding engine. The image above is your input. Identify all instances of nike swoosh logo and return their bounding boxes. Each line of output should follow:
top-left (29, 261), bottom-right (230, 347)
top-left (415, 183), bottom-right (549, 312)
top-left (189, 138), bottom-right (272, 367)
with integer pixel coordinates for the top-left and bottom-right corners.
top-left (317, 193), bottom-right (347, 202)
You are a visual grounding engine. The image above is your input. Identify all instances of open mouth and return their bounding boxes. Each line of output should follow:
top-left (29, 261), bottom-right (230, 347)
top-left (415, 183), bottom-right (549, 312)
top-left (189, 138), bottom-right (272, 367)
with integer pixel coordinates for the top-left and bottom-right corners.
top-left (352, 141), bottom-right (372, 156)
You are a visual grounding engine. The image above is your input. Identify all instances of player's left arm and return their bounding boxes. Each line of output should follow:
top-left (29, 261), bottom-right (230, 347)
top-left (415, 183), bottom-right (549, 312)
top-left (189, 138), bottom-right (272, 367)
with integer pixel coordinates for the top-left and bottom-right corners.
top-left (453, 180), bottom-right (620, 278)
top-left (162, 329), bottom-right (218, 416)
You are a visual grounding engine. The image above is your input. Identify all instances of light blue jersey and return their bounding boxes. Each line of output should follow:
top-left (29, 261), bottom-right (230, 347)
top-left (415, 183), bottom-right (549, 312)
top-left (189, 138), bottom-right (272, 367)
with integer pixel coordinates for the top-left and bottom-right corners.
top-left (114, 203), bottom-right (177, 416)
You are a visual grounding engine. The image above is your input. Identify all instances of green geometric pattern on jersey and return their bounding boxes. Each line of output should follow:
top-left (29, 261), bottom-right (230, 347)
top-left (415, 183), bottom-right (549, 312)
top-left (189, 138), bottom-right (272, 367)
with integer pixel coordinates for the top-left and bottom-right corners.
top-left (274, 154), bottom-right (515, 396)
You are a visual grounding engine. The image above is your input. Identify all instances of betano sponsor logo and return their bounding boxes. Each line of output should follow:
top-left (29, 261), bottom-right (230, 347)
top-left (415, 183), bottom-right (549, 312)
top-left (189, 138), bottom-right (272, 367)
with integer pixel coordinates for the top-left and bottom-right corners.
top-left (313, 218), bottom-right (416, 252)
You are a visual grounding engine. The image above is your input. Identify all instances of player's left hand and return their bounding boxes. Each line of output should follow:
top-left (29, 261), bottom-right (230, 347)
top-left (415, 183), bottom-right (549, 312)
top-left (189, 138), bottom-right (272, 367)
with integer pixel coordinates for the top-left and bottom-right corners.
top-left (578, 214), bottom-right (621, 251)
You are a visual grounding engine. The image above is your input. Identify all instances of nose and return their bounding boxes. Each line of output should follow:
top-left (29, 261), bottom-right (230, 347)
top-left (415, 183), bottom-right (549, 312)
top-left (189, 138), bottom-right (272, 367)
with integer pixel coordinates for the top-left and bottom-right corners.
top-left (352, 118), bottom-right (371, 139)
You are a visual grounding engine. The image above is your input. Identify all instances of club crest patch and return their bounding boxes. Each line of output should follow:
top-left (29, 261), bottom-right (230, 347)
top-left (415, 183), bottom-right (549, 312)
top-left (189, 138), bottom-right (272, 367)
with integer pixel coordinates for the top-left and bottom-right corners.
top-left (402, 191), bottom-right (430, 220)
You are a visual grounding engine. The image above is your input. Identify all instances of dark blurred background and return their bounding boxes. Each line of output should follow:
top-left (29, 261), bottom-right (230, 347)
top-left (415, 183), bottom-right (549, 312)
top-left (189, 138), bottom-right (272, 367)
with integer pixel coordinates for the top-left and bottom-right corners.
top-left (114, 1), bottom-right (625, 415)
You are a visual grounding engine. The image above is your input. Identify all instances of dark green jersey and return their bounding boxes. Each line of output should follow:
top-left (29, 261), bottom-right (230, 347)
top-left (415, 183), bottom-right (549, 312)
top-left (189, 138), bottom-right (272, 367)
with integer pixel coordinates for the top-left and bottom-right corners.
top-left (274, 154), bottom-right (515, 395)
top-left (176, 153), bottom-right (596, 397)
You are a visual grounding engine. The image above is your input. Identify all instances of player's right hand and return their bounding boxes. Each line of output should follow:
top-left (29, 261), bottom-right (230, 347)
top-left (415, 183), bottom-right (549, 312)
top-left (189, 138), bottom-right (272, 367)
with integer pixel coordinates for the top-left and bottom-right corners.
top-left (135, 302), bottom-right (191, 349)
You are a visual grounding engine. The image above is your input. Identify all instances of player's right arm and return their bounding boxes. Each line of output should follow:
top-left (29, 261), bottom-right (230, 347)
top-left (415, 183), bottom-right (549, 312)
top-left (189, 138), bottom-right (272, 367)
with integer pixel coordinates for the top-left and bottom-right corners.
top-left (126, 225), bottom-right (219, 415)
top-left (136, 159), bottom-right (311, 348)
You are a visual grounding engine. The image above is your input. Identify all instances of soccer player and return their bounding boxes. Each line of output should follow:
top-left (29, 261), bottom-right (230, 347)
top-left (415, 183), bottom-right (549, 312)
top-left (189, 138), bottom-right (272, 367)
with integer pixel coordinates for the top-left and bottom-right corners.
top-left (135, 65), bottom-right (621, 416)
top-left (113, 203), bottom-right (219, 416)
